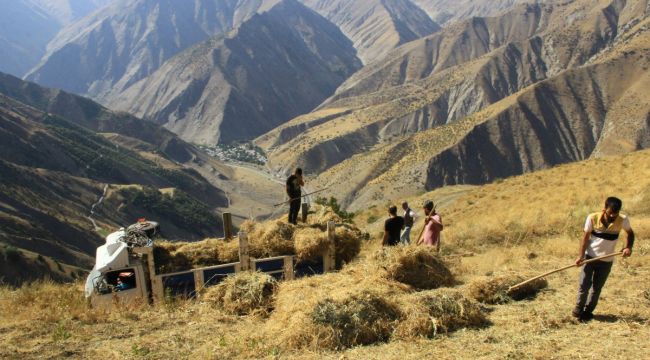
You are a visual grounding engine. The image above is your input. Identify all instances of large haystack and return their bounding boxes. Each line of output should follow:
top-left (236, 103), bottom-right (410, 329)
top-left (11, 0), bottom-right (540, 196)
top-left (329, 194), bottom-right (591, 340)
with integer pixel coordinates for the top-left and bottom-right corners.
top-left (468, 274), bottom-right (548, 304)
top-left (153, 207), bottom-right (365, 273)
top-left (201, 272), bottom-right (276, 316)
top-left (394, 289), bottom-right (488, 339)
top-left (376, 246), bottom-right (454, 290)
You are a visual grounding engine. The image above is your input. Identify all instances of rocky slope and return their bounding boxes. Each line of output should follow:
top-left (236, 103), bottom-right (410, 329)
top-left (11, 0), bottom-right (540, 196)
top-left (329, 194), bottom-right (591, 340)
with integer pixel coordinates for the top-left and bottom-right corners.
top-left (0, 0), bottom-right (110, 77)
top-left (0, 74), bottom-right (231, 280)
top-left (257, 0), bottom-right (650, 209)
top-left (300, 0), bottom-right (440, 63)
top-left (412, 0), bottom-right (531, 25)
top-left (109, 0), bottom-right (362, 144)
top-left (25, 0), bottom-right (274, 101)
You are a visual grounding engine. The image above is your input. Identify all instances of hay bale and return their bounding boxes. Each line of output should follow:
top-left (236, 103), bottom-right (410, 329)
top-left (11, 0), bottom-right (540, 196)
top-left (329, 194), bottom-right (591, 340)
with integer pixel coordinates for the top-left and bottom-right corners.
top-left (216, 239), bottom-right (240, 264)
top-left (468, 274), bottom-right (548, 304)
top-left (334, 225), bottom-right (362, 266)
top-left (394, 289), bottom-right (488, 339)
top-left (310, 291), bottom-right (402, 349)
top-left (293, 227), bottom-right (329, 262)
top-left (379, 247), bottom-right (454, 290)
top-left (202, 272), bottom-right (276, 316)
top-left (247, 221), bottom-right (296, 258)
top-left (265, 267), bottom-right (409, 350)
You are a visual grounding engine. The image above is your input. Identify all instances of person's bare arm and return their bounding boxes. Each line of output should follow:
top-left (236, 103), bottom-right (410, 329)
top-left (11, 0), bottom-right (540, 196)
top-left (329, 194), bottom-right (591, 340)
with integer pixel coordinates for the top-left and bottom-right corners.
top-left (575, 231), bottom-right (590, 265)
top-left (622, 229), bottom-right (635, 257)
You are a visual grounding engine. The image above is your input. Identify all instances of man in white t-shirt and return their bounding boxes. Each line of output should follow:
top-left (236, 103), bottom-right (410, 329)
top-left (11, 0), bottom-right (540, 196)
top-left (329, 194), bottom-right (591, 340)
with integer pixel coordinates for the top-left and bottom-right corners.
top-left (573, 197), bottom-right (635, 321)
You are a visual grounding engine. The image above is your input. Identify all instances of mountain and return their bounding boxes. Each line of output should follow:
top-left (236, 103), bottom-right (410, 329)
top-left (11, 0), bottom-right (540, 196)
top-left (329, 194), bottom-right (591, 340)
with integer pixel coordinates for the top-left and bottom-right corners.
top-left (412, 0), bottom-right (531, 25)
top-left (108, 0), bottom-right (362, 144)
top-left (0, 0), bottom-right (110, 77)
top-left (257, 0), bottom-right (650, 209)
top-left (0, 73), bottom-right (230, 280)
top-left (25, 0), bottom-right (275, 101)
top-left (300, 0), bottom-right (440, 63)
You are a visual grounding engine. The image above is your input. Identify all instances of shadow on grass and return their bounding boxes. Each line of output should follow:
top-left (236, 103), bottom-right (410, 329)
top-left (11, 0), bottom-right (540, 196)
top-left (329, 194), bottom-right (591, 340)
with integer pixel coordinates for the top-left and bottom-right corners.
top-left (593, 314), bottom-right (648, 323)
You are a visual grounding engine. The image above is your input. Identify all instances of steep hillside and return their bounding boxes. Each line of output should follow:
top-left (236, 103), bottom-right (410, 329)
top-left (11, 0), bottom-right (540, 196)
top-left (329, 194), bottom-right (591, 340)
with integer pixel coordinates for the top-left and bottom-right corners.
top-left (25, 0), bottom-right (273, 101)
top-left (110, 0), bottom-right (362, 144)
top-left (311, 16), bottom-right (650, 210)
top-left (300, 0), bottom-right (440, 63)
top-left (412, 0), bottom-right (530, 25)
top-left (0, 75), bottom-right (235, 281)
top-left (1, 144), bottom-right (649, 359)
top-left (259, 0), bottom-right (650, 190)
top-left (0, 0), bottom-right (110, 77)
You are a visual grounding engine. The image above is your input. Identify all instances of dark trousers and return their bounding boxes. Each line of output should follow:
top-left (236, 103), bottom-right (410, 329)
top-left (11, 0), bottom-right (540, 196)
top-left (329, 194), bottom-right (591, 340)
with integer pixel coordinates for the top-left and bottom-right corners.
top-left (288, 198), bottom-right (301, 225)
top-left (574, 259), bottom-right (613, 314)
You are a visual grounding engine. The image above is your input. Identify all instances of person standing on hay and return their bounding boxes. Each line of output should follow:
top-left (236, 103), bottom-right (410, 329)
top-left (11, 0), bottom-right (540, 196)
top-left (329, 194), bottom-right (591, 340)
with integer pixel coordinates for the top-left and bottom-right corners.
top-left (573, 196), bottom-right (635, 321)
top-left (286, 168), bottom-right (304, 225)
top-left (417, 200), bottom-right (442, 252)
top-left (400, 202), bottom-right (417, 245)
top-left (383, 205), bottom-right (404, 246)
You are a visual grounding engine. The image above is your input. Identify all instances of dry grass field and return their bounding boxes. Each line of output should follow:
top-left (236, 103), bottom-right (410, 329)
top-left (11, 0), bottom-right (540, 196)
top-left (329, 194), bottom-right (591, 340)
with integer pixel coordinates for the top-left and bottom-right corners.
top-left (2, 149), bottom-right (650, 359)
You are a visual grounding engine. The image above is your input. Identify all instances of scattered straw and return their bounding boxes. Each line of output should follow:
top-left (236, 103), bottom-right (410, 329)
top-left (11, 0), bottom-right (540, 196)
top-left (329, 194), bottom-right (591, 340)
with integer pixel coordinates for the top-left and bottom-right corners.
top-left (468, 274), bottom-right (548, 304)
top-left (378, 246), bottom-right (454, 289)
top-left (201, 272), bottom-right (276, 316)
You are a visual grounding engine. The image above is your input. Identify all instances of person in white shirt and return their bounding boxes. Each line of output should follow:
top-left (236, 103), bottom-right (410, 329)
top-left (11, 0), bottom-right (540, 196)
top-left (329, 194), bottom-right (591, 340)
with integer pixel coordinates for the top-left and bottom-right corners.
top-left (573, 196), bottom-right (634, 321)
top-left (400, 202), bottom-right (416, 245)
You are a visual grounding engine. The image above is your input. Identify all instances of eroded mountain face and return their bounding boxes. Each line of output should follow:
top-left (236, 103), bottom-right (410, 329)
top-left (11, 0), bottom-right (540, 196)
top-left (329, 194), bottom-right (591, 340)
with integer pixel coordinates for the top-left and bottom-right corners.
top-left (258, 0), bottom-right (650, 209)
top-left (107, 0), bottom-right (363, 144)
top-left (0, 0), bottom-right (111, 77)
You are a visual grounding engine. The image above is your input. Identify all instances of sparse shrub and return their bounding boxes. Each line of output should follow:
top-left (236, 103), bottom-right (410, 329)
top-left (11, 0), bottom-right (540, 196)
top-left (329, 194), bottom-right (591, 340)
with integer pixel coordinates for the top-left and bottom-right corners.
top-left (367, 215), bottom-right (379, 223)
top-left (51, 320), bottom-right (71, 342)
top-left (4, 246), bottom-right (22, 262)
top-left (315, 197), bottom-right (355, 223)
top-left (37, 254), bottom-right (46, 263)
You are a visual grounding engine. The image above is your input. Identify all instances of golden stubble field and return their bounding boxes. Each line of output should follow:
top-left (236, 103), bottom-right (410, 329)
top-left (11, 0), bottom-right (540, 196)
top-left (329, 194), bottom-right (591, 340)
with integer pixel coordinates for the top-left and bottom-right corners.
top-left (1, 149), bottom-right (650, 359)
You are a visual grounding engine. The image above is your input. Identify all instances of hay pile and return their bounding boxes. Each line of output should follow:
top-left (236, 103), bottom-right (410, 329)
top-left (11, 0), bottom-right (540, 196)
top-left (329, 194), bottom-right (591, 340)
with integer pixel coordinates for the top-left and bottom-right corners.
top-left (394, 289), bottom-right (489, 339)
top-left (376, 246), bottom-right (454, 290)
top-left (153, 208), bottom-right (364, 273)
top-left (311, 291), bottom-right (402, 348)
top-left (468, 274), bottom-right (548, 304)
top-left (202, 272), bottom-right (276, 316)
top-left (264, 259), bottom-right (484, 350)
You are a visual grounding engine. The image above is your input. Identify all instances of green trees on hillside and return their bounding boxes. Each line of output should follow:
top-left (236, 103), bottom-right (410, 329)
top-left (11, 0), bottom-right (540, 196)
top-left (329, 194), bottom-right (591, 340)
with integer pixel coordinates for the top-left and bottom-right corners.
top-left (119, 187), bottom-right (218, 233)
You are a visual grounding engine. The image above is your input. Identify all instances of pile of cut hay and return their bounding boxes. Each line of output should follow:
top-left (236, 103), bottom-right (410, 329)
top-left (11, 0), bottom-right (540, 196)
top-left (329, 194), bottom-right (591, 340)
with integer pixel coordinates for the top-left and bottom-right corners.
top-left (376, 246), bottom-right (454, 289)
top-left (264, 258), bottom-right (485, 350)
top-left (468, 274), bottom-right (548, 304)
top-left (153, 208), bottom-right (365, 273)
top-left (394, 289), bottom-right (489, 339)
top-left (310, 291), bottom-right (402, 348)
top-left (293, 227), bottom-right (329, 262)
top-left (201, 272), bottom-right (276, 316)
